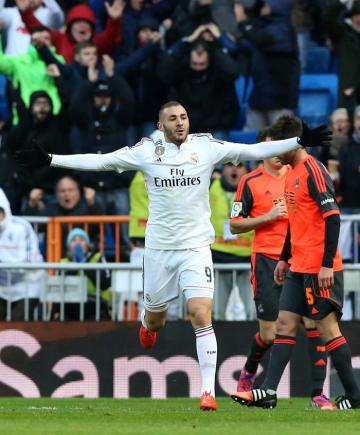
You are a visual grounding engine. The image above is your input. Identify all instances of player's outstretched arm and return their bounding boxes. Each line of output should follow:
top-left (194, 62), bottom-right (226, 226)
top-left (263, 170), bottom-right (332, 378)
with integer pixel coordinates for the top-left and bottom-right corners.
top-left (15, 143), bottom-right (115, 171)
top-left (14, 142), bottom-right (141, 172)
top-left (215, 122), bottom-right (332, 164)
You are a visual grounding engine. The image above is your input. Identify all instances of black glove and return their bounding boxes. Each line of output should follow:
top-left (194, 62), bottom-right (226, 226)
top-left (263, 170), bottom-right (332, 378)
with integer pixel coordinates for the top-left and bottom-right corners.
top-left (14, 142), bottom-right (52, 168)
top-left (297, 121), bottom-right (332, 148)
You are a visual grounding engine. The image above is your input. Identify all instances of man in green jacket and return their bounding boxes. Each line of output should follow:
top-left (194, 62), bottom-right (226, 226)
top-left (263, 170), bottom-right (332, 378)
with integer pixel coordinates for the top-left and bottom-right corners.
top-left (0, 26), bottom-right (64, 123)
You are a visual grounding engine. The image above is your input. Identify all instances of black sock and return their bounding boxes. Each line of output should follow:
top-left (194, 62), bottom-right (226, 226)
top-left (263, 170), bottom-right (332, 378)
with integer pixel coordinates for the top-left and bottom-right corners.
top-left (244, 332), bottom-right (273, 374)
top-left (326, 336), bottom-right (360, 401)
top-left (306, 328), bottom-right (327, 397)
top-left (261, 335), bottom-right (296, 392)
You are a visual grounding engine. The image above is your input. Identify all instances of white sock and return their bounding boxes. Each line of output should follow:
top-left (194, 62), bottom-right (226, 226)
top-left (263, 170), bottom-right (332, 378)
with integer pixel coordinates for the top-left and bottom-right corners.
top-left (141, 310), bottom-right (148, 329)
top-left (195, 325), bottom-right (217, 397)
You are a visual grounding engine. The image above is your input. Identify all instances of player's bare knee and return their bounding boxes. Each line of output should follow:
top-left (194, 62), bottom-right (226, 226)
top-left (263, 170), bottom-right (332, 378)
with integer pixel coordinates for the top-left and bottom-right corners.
top-left (187, 298), bottom-right (212, 328)
top-left (315, 318), bottom-right (340, 342)
top-left (276, 313), bottom-right (297, 336)
top-left (189, 308), bottom-right (211, 328)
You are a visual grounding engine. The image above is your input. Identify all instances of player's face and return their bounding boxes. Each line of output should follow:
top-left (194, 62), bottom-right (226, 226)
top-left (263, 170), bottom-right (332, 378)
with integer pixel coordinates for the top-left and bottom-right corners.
top-left (158, 105), bottom-right (190, 146)
top-left (278, 150), bottom-right (297, 166)
top-left (56, 178), bottom-right (81, 210)
top-left (263, 136), bottom-right (284, 169)
top-left (265, 156), bottom-right (283, 170)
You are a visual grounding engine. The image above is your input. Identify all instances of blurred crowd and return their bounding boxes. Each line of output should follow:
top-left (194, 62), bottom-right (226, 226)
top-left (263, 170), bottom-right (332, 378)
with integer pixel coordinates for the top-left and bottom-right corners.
top-left (0, 0), bottom-right (360, 320)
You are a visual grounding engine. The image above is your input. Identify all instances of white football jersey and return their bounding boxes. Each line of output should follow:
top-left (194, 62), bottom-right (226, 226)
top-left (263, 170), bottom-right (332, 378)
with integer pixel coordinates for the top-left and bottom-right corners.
top-left (51, 134), bottom-right (299, 249)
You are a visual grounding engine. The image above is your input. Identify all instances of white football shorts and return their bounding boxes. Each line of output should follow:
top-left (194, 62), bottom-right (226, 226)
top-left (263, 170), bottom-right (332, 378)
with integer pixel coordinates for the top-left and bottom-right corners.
top-left (143, 246), bottom-right (215, 312)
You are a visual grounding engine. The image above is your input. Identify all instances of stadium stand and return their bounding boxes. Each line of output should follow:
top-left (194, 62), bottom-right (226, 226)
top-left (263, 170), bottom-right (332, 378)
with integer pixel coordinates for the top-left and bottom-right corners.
top-left (305, 45), bottom-right (331, 74)
top-left (227, 129), bottom-right (257, 144)
top-left (0, 75), bottom-right (9, 120)
top-left (233, 75), bottom-right (254, 130)
top-left (296, 73), bottom-right (338, 127)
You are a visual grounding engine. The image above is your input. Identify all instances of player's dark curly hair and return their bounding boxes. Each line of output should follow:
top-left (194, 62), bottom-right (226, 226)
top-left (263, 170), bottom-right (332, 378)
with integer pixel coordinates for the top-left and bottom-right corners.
top-left (270, 115), bottom-right (303, 141)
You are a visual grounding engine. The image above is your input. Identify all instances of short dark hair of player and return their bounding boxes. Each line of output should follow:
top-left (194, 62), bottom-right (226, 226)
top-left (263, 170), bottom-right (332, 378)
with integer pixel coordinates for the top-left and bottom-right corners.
top-left (256, 126), bottom-right (273, 143)
top-left (158, 101), bottom-right (183, 120)
top-left (75, 41), bottom-right (97, 54)
top-left (271, 115), bottom-right (303, 141)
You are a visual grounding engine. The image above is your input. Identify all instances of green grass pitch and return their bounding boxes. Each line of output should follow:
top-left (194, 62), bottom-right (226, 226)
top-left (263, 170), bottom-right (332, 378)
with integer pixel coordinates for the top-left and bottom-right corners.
top-left (0, 398), bottom-right (359, 435)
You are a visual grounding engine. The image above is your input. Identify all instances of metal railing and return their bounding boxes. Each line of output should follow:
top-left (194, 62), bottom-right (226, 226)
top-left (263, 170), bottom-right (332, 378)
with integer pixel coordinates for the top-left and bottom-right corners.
top-left (22, 215), bottom-right (130, 263)
top-left (20, 214), bottom-right (360, 264)
top-left (0, 262), bottom-right (359, 322)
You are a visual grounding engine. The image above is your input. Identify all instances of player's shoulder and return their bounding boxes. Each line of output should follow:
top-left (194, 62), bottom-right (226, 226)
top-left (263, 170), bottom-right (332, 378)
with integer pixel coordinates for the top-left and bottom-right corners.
top-left (119, 137), bottom-right (161, 157)
top-left (129, 137), bottom-right (158, 149)
top-left (303, 155), bottom-right (329, 178)
top-left (234, 167), bottom-right (263, 198)
top-left (242, 166), bottom-right (264, 186)
top-left (189, 133), bottom-right (225, 145)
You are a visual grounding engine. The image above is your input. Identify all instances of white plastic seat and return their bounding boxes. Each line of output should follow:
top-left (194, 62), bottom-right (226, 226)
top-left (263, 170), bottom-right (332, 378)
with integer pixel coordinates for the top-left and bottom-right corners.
top-left (111, 270), bottom-right (143, 320)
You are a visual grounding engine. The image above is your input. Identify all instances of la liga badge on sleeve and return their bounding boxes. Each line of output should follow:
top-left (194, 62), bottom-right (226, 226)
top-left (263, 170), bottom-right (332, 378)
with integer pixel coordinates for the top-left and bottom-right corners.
top-left (230, 202), bottom-right (242, 218)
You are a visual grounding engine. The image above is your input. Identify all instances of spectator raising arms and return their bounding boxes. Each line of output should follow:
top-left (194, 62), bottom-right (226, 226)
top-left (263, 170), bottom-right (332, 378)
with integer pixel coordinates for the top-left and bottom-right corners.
top-left (235, 0), bottom-right (300, 130)
top-left (323, 0), bottom-right (360, 114)
top-left (158, 37), bottom-right (239, 138)
top-left (16, 0), bottom-right (125, 63)
top-left (6, 68), bottom-right (73, 200)
top-left (116, 16), bottom-right (166, 143)
top-left (0, 0), bottom-right (64, 55)
top-left (0, 27), bottom-right (64, 122)
top-left (23, 175), bottom-right (103, 217)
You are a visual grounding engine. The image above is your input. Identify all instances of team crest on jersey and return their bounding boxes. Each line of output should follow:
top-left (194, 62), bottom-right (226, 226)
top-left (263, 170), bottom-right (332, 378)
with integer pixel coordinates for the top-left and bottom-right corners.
top-left (145, 293), bottom-right (152, 303)
top-left (155, 145), bottom-right (165, 156)
top-left (230, 202), bottom-right (242, 218)
top-left (190, 152), bottom-right (199, 164)
top-left (294, 178), bottom-right (300, 189)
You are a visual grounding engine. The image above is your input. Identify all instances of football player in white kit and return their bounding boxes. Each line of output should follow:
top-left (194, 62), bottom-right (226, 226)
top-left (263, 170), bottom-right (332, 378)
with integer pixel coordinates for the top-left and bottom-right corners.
top-left (14, 101), bottom-right (331, 410)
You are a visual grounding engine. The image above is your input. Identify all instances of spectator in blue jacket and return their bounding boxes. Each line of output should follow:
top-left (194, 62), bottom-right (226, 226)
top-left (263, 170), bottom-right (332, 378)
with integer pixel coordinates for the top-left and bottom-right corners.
top-left (115, 15), bottom-right (166, 143)
top-left (36, 41), bottom-right (116, 93)
top-left (157, 35), bottom-right (240, 138)
top-left (90, 0), bottom-right (177, 59)
top-left (234, 0), bottom-right (300, 130)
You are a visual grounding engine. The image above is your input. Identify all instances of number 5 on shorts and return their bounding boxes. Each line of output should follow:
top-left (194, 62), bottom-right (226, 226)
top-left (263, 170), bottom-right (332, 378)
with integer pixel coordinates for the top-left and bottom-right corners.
top-left (305, 287), bottom-right (314, 305)
top-left (205, 267), bottom-right (212, 283)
